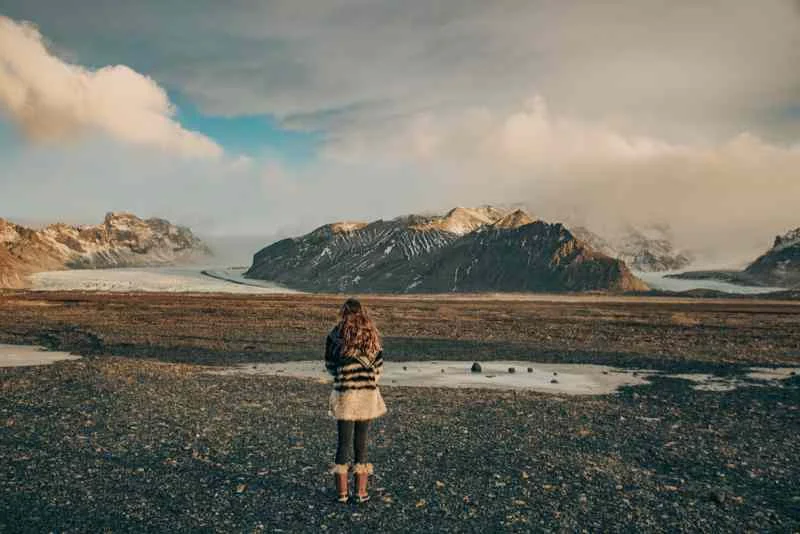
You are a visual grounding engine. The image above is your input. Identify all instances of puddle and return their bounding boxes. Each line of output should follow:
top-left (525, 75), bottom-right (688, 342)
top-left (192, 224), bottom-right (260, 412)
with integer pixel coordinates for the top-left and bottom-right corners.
top-left (669, 374), bottom-right (741, 392)
top-left (746, 367), bottom-right (800, 381)
top-left (210, 360), bottom-right (800, 395)
top-left (0, 344), bottom-right (81, 367)
top-left (209, 361), bottom-right (652, 395)
top-left (669, 368), bottom-right (800, 391)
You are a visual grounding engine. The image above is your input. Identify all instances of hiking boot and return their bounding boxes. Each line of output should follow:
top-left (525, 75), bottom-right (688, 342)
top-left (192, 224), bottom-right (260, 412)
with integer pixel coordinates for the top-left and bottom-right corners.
top-left (353, 463), bottom-right (373, 503)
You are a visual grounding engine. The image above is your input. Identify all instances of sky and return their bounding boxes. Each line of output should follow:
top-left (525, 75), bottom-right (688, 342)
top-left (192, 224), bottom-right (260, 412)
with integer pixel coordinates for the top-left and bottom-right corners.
top-left (0, 1), bottom-right (799, 266)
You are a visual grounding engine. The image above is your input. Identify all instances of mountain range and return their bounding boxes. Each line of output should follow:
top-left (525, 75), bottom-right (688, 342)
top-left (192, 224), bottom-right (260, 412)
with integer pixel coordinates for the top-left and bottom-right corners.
top-left (0, 212), bottom-right (212, 288)
top-left (244, 207), bottom-right (648, 293)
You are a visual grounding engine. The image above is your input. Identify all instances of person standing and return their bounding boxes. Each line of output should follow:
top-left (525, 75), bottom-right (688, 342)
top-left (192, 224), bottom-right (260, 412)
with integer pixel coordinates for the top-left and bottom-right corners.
top-left (325, 298), bottom-right (387, 503)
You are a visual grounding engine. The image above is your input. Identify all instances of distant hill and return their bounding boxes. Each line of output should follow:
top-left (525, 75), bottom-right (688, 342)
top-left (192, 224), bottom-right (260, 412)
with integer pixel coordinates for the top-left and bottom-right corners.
top-left (244, 207), bottom-right (647, 293)
top-left (668, 226), bottom-right (800, 289)
top-left (0, 212), bottom-right (212, 288)
top-left (743, 227), bottom-right (800, 287)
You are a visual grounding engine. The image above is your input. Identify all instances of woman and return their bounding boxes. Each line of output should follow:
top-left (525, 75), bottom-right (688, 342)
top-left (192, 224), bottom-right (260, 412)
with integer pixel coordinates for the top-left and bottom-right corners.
top-left (325, 298), bottom-right (387, 503)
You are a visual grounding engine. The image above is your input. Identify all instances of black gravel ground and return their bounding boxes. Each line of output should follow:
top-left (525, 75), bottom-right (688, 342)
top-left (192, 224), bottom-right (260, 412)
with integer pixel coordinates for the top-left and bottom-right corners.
top-left (2, 358), bottom-right (798, 533)
top-left (1, 292), bottom-right (799, 532)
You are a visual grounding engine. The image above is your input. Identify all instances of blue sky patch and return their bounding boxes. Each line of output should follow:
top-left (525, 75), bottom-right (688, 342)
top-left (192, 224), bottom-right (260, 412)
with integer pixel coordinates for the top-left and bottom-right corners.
top-left (171, 93), bottom-right (323, 166)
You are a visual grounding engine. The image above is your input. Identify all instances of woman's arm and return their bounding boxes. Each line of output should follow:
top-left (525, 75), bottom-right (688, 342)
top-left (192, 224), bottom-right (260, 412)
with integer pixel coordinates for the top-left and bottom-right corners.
top-left (324, 332), bottom-right (340, 376)
top-left (372, 350), bottom-right (384, 381)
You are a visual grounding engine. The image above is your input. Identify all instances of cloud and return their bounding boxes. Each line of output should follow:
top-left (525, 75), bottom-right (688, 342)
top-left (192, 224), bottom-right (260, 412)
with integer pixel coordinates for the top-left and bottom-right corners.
top-left (0, 16), bottom-right (221, 158)
top-left (324, 96), bottom-right (800, 266)
top-left (2, 96), bottom-right (798, 268)
top-left (4, 1), bottom-right (799, 142)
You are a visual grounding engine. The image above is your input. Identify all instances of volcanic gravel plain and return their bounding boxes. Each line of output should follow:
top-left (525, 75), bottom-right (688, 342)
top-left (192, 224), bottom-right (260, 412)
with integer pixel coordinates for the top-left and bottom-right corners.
top-left (0, 291), bottom-right (799, 533)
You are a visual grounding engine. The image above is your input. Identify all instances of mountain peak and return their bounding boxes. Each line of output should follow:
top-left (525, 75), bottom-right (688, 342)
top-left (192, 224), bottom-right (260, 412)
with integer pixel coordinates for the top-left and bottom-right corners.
top-left (330, 221), bottom-right (369, 234)
top-left (773, 227), bottom-right (800, 251)
top-left (490, 209), bottom-right (535, 229)
top-left (412, 206), bottom-right (508, 235)
top-left (0, 218), bottom-right (20, 244)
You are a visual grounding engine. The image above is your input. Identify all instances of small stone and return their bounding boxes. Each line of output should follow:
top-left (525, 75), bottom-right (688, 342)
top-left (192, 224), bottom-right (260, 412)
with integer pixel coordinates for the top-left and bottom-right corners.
top-left (527, 367), bottom-right (533, 373)
top-left (709, 490), bottom-right (726, 505)
top-left (471, 362), bottom-right (482, 373)
top-left (602, 371), bottom-right (609, 375)
top-left (403, 366), bottom-right (407, 371)
top-left (441, 369), bottom-right (445, 373)
top-left (550, 379), bottom-right (559, 384)
top-left (508, 367), bottom-right (516, 374)
top-left (553, 372), bottom-right (558, 376)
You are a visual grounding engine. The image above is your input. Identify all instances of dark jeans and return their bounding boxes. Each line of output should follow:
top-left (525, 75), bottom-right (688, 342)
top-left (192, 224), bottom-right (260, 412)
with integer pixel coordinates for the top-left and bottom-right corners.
top-left (335, 420), bottom-right (369, 465)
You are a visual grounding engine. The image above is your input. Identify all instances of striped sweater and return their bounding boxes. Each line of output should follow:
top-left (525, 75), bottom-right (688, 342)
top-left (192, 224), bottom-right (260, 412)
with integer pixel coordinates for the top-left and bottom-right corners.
top-left (325, 326), bottom-right (387, 421)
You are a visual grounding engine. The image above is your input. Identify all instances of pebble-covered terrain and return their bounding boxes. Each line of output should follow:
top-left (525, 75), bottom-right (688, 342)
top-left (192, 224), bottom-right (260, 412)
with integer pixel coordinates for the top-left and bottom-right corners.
top-left (1, 291), bottom-right (799, 532)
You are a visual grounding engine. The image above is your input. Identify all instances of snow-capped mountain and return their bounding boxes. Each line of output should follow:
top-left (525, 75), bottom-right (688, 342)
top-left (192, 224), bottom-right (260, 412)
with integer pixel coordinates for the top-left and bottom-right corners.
top-left (0, 212), bottom-right (212, 287)
top-left (570, 224), bottom-right (692, 272)
top-left (245, 207), bottom-right (647, 293)
top-left (743, 226), bottom-right (800, 287)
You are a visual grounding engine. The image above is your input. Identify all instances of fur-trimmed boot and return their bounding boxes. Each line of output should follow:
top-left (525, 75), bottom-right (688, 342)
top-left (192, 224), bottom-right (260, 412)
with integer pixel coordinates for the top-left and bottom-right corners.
top-left (330, 464), bottom-right (350, 503)
top-left (352, 463), bottom-right (373, 503)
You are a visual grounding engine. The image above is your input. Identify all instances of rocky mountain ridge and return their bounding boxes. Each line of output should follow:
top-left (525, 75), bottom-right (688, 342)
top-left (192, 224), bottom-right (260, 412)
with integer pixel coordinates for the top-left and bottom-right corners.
top-left (743, 226), bottom-right (800, 287)
top-left (245, 207), bottom-right (647, 293)
top-left (0, 212), bottom-right (211, 288)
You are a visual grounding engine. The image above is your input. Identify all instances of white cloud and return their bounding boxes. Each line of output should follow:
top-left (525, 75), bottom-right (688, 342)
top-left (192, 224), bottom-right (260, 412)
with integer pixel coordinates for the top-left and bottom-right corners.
top-left (0, 16), bottom-right (221, 158)
top-left (324, 96), bottom-right (800, 266)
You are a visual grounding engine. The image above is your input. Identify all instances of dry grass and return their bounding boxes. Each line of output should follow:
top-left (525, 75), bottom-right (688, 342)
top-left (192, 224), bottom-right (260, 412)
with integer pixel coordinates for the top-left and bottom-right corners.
top-left (670, 312), bottom-right (701, 327)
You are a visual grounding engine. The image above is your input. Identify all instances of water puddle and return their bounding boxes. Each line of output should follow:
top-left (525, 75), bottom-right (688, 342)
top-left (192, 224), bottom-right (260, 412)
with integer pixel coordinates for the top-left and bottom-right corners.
top-left (210, 360), bottom-right (799, 395)
top-left (0, 344), bottom-right (81, 367)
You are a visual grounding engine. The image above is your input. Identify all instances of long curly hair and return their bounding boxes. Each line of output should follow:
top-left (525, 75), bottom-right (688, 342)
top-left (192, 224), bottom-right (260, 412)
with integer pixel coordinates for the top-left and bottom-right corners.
top-left (337, 298), bottom-right (382, 359)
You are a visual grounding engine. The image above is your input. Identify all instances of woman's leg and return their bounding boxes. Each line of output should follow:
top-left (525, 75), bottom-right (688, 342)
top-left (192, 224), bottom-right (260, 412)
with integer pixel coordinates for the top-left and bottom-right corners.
top-left (335, 420), bottom-right (355, 465)
top-left (352, 420), bottom-right (372, 502)
top-left (353, 420), bottom-right (369, 464)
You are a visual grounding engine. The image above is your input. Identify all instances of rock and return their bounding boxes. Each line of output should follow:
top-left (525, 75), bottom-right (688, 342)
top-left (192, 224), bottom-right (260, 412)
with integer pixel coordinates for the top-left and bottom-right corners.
top-left (441, 369), bottom-right (445, 373)
top-left (471, 362), bottom-right (482, 373)
top-left (403, 366), bottom-right (407, 371)
top-left (527, 367), bottom-right (533, 373)
top-left (551, 379), bottom-right (559, 384)
top-left (553, 372), bottom-right (558, 376)
top-left (508, 367), bottom-right (516, 374)
top-left (709, 489), bottom-right (726, 505)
